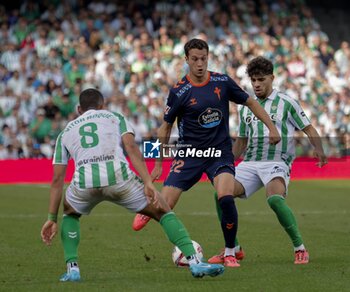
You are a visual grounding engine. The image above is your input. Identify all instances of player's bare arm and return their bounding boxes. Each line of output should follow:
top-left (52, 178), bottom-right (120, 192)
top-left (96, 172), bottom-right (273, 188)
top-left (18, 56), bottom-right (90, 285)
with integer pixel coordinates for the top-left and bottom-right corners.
top-left (244, 96), bottom-right (281, 145)
top-left (122, 133), bottom-right (160, 205)
top-left (156, 121), bottom-right (173, 161)
top-left (302, 125), bottom-right (328, 167)
top-left (232, 137), bottom-right (248, 159)
top-left (41, 164), bottom-right (67, 245)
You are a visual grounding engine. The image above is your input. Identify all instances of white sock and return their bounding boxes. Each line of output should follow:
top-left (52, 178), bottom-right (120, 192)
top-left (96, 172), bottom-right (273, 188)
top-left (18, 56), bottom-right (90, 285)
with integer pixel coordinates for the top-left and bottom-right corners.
top-left (67, 262), bottom-right (80, 273)
top-left (224, 247), bottom-right (235, 257)
top-left (234, 245), bottom-right (241, 254)
top-left (294, 244), bottom-right (306, 252)
top-left (187, 254), bottom-right (201, 266)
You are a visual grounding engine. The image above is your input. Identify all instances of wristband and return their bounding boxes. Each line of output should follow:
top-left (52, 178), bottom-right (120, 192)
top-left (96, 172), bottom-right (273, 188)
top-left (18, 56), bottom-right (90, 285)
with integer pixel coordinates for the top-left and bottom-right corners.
top-left (48, 213), bottom-right (58, 222)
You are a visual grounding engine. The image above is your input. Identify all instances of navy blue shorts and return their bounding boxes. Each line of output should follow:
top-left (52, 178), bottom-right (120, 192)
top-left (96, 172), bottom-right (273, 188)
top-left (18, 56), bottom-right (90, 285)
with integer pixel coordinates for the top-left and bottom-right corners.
top-left (164, 149), bottom-right (235, 191)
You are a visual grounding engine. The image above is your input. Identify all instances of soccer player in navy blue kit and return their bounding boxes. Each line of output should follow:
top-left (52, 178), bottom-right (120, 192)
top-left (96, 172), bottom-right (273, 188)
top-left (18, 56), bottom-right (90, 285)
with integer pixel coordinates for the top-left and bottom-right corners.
top-left (133, 39), bottom-right (281, 267)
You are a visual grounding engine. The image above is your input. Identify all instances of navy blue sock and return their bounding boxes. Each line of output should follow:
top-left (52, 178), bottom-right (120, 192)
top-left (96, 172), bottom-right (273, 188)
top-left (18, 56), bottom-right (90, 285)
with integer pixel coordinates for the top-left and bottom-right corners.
top-left (219, 195), bottom-right (238, 248)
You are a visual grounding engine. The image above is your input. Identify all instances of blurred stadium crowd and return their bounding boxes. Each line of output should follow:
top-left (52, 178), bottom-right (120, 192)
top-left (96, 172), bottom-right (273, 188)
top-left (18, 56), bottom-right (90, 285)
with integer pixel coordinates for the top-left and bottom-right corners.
top-left (0, 0), bottom-right (349, 159)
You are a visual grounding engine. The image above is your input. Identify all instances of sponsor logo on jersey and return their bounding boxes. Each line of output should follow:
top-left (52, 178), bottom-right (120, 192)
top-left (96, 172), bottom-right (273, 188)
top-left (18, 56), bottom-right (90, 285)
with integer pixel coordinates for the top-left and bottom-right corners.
top-left (270, 114), bottom-right (278, 122)
top-left (77, 154), bottom-right (115, 167)
top-left (198, 108), bottom-right (222, 128)
top-left (245, 113), bottom-right (280, 124)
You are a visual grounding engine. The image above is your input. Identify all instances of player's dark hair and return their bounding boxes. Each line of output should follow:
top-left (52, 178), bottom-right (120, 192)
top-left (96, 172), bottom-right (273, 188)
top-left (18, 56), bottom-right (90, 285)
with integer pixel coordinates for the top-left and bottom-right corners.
top-left (184, 38), bottom-right (209, 57)
top-left (246, 56), bottom-right (274, 77)
top-left (79, 88), bottom-right (104, 111)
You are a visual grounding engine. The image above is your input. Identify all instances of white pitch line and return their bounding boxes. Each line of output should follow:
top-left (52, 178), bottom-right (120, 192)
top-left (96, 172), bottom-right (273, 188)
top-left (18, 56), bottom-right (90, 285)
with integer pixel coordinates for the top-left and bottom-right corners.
top-left (0, 210), bottom-right (347, 219)
top-left (0, 184), bottom-right (51, 188)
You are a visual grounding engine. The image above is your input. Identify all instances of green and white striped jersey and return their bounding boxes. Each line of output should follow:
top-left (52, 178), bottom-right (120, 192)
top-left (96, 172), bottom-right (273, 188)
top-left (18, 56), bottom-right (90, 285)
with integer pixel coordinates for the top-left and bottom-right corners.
top-left (53, 109), bottom-right (134, 189)
top-left (238, 89), bottom-right (310, 168)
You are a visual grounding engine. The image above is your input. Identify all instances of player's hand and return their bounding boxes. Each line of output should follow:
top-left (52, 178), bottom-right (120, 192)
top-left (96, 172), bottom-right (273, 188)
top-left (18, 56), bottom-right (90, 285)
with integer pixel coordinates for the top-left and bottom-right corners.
top-left (269, 128), bottom-right (281, 145)
top-left (151, 162), bottom-right (162, 182)
top-left (41, 220), bottom-right (58, 246)
top-left (314, 149), bottom-right (327, 168)
top-left (144, 181), bottom-right (161, 208)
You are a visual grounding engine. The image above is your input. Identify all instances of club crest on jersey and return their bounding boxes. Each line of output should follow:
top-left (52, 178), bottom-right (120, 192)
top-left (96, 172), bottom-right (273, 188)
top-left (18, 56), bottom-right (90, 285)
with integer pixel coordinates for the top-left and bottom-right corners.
top-left (198, 108), bottom-right (222, 128)
top-left (214, 87), bottom-right (221, 100)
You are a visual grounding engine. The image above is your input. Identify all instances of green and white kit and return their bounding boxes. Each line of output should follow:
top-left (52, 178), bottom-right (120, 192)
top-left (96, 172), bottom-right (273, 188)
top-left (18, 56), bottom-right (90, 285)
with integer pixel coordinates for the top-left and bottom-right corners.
top-left (53, 109), bottom-right (147, 213)
top-left (236, 89), bottom-right (311, 196)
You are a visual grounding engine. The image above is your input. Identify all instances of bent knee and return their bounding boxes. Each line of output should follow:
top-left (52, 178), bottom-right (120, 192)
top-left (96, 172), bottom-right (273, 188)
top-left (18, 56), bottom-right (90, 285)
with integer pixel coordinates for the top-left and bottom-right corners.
top-left (141, 204), bottom-right (170, 221)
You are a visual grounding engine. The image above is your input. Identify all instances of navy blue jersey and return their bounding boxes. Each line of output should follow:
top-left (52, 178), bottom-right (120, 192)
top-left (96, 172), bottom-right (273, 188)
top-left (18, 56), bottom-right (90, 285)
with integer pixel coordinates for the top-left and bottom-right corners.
top-left (164, 71), bottom-right (249, 148)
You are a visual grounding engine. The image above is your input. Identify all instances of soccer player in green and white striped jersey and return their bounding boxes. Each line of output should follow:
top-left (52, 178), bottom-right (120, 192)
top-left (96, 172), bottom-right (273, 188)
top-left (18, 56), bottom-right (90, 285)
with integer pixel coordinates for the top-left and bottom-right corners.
top-left (40, 88), bottom-right (224, 281)
top-left (209, 56), bottom-right (327, 265)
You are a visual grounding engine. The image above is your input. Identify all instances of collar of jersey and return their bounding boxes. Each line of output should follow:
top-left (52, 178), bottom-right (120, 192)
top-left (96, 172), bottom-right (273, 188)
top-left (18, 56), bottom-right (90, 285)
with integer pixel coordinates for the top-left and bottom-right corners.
top-left (255, 88), bottom-right (277, 102)
top-left (186, 71), bottom-right (211, 87)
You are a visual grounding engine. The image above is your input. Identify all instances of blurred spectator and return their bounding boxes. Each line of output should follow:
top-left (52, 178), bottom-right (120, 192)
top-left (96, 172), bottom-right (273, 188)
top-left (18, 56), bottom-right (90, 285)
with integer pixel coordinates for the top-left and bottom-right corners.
top-left (43, 96), bottom-right (60, 119)
top-left (0, 0), bottom-right (348, 159)
top-left (7, 70), bottom-right (27, 95)
top-left (54, 92), bottom-right (76, 118)
top-left (0, 144), bottom-right (7, 159)
top-left (29, 108), bottom-right (52, 143)
top-left (30, 142), bottom-right (46, 159)
top-left (334, 41), bottom-right (350, 74)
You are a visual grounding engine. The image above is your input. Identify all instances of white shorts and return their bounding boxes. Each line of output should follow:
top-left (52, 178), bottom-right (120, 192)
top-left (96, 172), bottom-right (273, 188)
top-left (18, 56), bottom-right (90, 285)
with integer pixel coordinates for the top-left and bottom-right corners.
top-left (65, 174), bottom-right (148, 215)
top-left (235, 161), bottom-right (290, 198)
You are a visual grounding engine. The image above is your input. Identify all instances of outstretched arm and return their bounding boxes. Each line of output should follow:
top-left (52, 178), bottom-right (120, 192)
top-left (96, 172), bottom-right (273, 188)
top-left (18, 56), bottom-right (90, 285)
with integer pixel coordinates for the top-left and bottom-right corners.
top-left (244, 96), bottom-right (281, 145)
top-left (122, 133), bottom-right (160, 205)
top-left (41, 164), bottom-right (66, 245)
top-left (303, 125), bottom-right (328, 167)
top-left (123, 133), bottom-right (153, 185)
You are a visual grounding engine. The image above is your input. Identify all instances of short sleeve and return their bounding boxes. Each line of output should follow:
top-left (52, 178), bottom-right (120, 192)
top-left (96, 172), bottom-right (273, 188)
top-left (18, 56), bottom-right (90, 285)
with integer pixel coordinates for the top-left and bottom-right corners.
top-left (164, 90), bottom-right (182, 124)
top-left (113, 112), bottom-right (135, 136)
top-left (288, 99), bottom-right (311, 130)
top-left (238, 106), bottom-right (248, 137)
top-left (53, 131), bottom-right (70, 164)
top-left (227, 77), bottom-right (249, 104)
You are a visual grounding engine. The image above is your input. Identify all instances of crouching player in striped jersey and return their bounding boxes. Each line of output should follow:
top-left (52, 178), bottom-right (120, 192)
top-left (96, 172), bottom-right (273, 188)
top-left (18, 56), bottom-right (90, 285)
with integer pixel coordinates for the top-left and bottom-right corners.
top-left (208, 56), bottom-right (327, 265)
top-left (40, 88), bottom-right (224, 281)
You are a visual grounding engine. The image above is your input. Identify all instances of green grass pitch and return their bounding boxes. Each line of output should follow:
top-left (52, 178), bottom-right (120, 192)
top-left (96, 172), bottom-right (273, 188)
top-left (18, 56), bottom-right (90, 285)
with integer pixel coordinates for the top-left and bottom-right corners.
top-left (0, 180), bottom-right (349, 292)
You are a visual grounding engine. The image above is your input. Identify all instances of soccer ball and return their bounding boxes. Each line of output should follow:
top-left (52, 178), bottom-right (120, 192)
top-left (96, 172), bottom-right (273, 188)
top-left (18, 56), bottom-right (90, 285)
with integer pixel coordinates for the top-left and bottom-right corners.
top-left (172, 240), bottom-right (204, 267)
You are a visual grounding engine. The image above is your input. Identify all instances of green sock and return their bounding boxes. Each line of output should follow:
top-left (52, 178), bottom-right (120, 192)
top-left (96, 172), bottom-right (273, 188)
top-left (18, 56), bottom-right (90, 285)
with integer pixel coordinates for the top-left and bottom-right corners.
top-left (214, 192), bottom-right (240, 247)
top-left (160, 212), bottom-right (195, 257)
top-left (61, 215), bottom-right (80, 263)
top-left (267, 195), bottom-right (303, 247)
